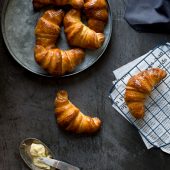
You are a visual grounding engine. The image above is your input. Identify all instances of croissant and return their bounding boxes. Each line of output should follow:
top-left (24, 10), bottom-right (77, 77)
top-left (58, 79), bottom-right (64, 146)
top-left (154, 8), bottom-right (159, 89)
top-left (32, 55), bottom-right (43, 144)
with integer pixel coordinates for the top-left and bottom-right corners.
top-left (54, 90), bottom-right (101, 133)
top-left (34, 9), bottom-right (85, 76)
top-left (125, 68), bottom-right (167, 119)
top-left (35, 45), bottom-right (84, 75)
top-left (33, 0), bottom-right (84, 9)
top-left (35, 9), bottom-right (64, 49)
top-left (84, 0), bottom-right (108, 33)
top-left (64, 9), bottom-right (105, 49)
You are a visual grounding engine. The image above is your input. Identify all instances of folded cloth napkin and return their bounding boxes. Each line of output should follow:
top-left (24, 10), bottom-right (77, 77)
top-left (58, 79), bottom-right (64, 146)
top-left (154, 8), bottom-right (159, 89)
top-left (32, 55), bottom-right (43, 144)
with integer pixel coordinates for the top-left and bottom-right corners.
top-left (124, 0), bottom-right (170, 33)
top-left (110, 43), bottom-right (170, 153)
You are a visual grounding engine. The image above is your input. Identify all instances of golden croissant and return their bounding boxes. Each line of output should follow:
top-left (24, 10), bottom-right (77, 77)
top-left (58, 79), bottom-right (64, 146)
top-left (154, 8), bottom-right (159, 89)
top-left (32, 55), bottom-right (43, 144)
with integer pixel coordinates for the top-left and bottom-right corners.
top-left (35, 9), bottom-right (64, 49)
top-left (33, 0), bottom-right (84, 9)
top-left (55, 90), bottom-right (101, 134)
top-left (84, 0), bottom-right (108, 33)
top-left (125, 68), bottom-right (167, 119)
top-left (35, 45), bottom-right (84, 75)
top-left (34, 10), bottom-right (85, 76)
top-left (64, 9), bottom-right (105, 49)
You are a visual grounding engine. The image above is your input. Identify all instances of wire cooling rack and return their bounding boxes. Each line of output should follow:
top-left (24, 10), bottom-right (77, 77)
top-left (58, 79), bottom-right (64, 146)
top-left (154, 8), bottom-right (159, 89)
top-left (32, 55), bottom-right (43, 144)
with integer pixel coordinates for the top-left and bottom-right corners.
top-left (110, 43), bottom-right (170, 147)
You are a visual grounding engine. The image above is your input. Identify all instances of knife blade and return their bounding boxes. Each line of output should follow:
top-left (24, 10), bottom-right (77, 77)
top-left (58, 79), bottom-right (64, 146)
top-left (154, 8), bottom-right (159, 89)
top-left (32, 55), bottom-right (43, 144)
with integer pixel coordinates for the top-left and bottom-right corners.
top-left (39, 157), bottom-right (80, 170)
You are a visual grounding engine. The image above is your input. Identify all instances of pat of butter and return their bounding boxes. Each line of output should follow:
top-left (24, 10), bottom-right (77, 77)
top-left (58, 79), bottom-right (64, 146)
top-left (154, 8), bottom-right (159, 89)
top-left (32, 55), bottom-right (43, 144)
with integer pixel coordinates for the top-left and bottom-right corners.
top-left (30, 143), bottom-right (51, 170)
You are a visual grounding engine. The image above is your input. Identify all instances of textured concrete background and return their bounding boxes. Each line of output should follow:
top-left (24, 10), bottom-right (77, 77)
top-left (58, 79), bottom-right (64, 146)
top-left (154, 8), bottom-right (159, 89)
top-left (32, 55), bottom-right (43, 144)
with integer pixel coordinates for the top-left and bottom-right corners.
top-left (1, 0), bottom-right (170, 170)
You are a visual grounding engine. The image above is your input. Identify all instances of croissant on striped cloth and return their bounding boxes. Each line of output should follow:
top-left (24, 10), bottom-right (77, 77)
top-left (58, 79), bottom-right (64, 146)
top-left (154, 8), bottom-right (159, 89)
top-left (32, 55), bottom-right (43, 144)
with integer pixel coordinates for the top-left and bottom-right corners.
top-left (125, 68), bottom-right (167, 119)
top-left (34, 9), bottom-right (85, 76)
top-left (55, 90), bottom-right (101, 134)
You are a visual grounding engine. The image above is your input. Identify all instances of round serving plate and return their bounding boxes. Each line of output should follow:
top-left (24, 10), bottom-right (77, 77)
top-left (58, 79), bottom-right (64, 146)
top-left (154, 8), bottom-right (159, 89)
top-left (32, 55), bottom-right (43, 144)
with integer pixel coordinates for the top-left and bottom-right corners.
top-left (1, 0), bottom-right (113, 77)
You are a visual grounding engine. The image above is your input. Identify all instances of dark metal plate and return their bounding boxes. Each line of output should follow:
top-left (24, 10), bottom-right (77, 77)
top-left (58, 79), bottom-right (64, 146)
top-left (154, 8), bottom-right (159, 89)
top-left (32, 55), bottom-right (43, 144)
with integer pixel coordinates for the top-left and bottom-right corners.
top-left (1, 0), bottom-right (112, 77)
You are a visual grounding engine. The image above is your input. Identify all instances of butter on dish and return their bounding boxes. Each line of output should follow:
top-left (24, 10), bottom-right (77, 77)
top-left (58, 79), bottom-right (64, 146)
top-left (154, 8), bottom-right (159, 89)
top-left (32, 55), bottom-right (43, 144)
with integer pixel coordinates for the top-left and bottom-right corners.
top-left (30, 143), bottom-right (51, 170)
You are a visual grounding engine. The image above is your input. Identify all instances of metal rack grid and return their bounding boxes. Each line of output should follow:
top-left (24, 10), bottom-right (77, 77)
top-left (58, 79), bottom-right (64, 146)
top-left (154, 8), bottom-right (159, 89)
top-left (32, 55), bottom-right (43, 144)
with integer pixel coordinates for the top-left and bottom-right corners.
top-left (110, 43), bottom-right (170, 147)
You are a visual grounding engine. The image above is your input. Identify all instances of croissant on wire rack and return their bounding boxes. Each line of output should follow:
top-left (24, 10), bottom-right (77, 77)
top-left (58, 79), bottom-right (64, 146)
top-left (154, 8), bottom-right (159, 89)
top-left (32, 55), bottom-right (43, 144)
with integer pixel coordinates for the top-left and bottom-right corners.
top-left (125, 68), bottom-right (167, 119)
top-left (34, 9), bottom-right (85, 76)
top-left (33, 0), bottom-right (84, 10)
top-left (84, 0), bottom-right (108, 33)
top-left (64, 9), bottom-right (105, 49)
top-left (55, 90), bottom-right (101, 134)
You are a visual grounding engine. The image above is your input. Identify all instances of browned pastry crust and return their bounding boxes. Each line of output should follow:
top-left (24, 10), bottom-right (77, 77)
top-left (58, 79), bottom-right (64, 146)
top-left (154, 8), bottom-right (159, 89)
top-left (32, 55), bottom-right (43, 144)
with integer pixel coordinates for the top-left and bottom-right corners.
top-left (34, 9), bottom-right (85, 76)
top-left (55, 90), bottom-right (101, 134)
top-left (33, 0), bottom-right (84, 9)
top-left (84, 0), bottom-right (108, 33)
top-left (87, 19), bottom-right (105, 34)
top-left (125, 68), bottom-right (167, 119)
top-left (64, 9), bottom-right (105, 49)
top-left (35, 9), bottom-right (64, 49)
top-left (35, 45), bottom-right (84, 75)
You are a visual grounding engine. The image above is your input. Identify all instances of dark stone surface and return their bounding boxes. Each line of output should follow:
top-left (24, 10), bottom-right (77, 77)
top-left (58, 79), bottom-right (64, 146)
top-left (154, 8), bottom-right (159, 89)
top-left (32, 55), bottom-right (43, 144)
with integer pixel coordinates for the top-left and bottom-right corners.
top-left (0, 0), bottom-right (170, 170)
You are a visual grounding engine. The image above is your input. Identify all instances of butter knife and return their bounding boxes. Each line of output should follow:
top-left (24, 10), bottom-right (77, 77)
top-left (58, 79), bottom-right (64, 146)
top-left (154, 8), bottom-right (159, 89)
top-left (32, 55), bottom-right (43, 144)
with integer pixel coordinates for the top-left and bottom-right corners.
top-left (39, 157), bottom-right (80, 170)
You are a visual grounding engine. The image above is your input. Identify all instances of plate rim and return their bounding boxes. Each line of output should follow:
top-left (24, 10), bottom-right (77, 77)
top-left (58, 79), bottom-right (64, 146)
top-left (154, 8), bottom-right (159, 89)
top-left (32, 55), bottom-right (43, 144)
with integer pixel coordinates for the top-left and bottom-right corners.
top-left (1, 0), bottom-right (113, 77)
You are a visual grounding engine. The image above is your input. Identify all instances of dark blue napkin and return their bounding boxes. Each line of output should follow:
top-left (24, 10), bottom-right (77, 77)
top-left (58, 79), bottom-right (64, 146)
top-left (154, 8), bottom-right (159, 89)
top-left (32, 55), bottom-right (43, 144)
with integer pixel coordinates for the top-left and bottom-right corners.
top-left (124, 0), bottom-right (170, 33)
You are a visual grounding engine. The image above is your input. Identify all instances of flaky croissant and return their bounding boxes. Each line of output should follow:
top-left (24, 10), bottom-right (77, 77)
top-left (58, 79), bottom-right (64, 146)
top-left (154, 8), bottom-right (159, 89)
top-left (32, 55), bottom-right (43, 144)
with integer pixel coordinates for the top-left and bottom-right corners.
top-left (34, 10), bottom-right (85, 76)
top-left (35, 9), bottom-right (64, 49)
top-left (35, 45), bottom-right (84, 75)
top-left (64, 9), bottom-right (105, 49)
top-left (125, 68), bottom-right (167, 119)
top-left (84, 0), bottom-right (108, 33)
top-left (33, 0), bottom-right (84, 9)
top-left (55, 90), bottom-right (101, 134)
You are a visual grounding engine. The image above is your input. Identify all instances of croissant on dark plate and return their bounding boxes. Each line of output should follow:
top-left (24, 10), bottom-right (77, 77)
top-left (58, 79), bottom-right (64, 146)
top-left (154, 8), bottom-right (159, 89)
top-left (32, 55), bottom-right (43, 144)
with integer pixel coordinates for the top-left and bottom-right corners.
top-left (64, 9), bottom-right (105, 49)
top-left (34, 9), bottom-right (85, 76)
top-left (33, 0), bottom-right (84, 9)
top-left (125, 68), bottom-right (167, 119)
top-left (35, 45), bottom-right (84, 75)
top-left (84, 0), bottom-right (108, 33)
top-left (55, 90), bottom-right (101, 134)
top-left (35, 9), bottom-right (64, 49)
